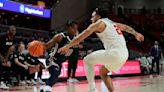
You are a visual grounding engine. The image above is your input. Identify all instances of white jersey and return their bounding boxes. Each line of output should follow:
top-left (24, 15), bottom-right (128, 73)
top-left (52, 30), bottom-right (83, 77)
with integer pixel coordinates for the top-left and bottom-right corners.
top-left (96, 18), bottom-right (127, 50)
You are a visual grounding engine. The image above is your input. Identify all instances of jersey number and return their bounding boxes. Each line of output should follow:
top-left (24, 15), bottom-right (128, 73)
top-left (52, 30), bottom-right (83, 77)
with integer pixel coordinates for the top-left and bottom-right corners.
top-left (114, 24), bottom-right (122, 35)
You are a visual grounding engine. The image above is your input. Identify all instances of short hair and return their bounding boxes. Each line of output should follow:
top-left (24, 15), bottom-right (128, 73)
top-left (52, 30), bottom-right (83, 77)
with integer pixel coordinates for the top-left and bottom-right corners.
top-left (95, 3), bottom-right (110, 18)
top-left (66, 20), bottom-right (77, 27)
top-left (9, 25), bottom-right (16, 31)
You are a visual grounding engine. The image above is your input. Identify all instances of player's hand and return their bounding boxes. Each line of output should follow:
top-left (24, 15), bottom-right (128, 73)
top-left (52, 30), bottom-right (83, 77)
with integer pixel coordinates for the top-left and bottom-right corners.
top-left (23, 65), bottom-right (28, 70)
top-left (58, 45), bottom-right (70, 55)
top-left (135, 33), bottom-right (144, 42)
top-left (6, 62), bottom-right (11, 67)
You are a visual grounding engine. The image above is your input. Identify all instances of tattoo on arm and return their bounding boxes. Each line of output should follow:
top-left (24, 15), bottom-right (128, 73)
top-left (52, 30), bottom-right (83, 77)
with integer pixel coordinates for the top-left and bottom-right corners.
top-left (125, 26), bottom-right (137, 36)
top-left (117, 23), bottom-right (138, 36)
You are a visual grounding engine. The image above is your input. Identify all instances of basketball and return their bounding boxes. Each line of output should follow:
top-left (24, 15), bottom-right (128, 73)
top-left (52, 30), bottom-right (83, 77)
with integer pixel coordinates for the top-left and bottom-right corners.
top-left (27, 40), bottom-right (45, 57)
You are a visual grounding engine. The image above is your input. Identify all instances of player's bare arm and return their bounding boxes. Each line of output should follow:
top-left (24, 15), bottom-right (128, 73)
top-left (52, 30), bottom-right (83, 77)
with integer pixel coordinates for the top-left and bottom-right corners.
top-left (24, 61), bottom-right (34, 67)
top-left (67, 21), bottom-right (105, 48)
top-left (45, 34), bottom-right (63, 49)
top-left (4, 45), bottom-right (15, 63)
top-left (58, 21), bottom-right (105, 55)
top-left (117, 23), bottom-right (137, 35)
top-left (117, 23), bottom-right (144, 42)
top-left (15, 58), bottom-right (28, 70)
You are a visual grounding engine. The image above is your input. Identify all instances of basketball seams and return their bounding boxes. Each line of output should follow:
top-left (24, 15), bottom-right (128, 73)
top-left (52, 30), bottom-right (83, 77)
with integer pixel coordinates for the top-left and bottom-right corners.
top-left (28, 41), bottom-right (44, 57)
top-left (32, 43), bottom-right (38, 57)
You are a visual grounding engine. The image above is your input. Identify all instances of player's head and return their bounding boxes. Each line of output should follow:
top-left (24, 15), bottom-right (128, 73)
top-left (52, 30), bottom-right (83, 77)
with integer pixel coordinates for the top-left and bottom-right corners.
top-left (154, 41), bottom-right (159, 45)
top-left (18, 42), bottom-right (25, 53)
top-left (9, 25), bottom-right (16, 35)
top-left (91, 3), bottom-right (110, 23)
top-left (66, 20), bottom-right (78, 36)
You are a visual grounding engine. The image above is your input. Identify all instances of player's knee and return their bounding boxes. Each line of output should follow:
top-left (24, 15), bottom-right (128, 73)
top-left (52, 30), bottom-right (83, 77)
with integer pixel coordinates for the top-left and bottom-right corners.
top-left (99, 66), bottom-right (108, 78)
top-left (84, 56), bottom-right (91, 64)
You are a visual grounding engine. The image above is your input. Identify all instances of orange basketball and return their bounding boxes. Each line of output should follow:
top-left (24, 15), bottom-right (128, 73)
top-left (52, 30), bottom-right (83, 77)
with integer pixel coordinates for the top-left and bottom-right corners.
top-left (27, 40), bottom-right (45, 57)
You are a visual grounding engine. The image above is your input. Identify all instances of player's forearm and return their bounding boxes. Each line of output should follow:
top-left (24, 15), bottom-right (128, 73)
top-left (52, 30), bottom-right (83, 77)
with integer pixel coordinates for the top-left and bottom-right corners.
top-left (124, 26), bottom-right (138, 36)
top-left (5, 46), bottom-right (13, 62)
top-left (3, 52), bottom-right (9, 63)
top-left (66, 27), bottom-right (94, 49)
top-left (15, 60), bottom-right (26, 67)
top-left (45, 34), bottom-right (63, 49)
top-left (65, 38), bottom-right (80, 49)
top-left (117, 23), bottom-right (138, 36)
top-left (65, 33), bottom-right (85, 48)
top-left (24, 61), bottom-right (32, 67)
top-left (0, 54), bottom-right (5, 63)
top-left (44, 42), bottom-right (55, 49)
top-left (4, 52), bottom-right (10, 62)
top-left (44, 43), bottom-right (51, 49)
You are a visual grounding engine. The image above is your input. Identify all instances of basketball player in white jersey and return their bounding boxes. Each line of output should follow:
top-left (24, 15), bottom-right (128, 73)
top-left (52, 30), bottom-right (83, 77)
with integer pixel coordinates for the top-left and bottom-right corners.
top-left (58, 3), bottom-right (144, 92)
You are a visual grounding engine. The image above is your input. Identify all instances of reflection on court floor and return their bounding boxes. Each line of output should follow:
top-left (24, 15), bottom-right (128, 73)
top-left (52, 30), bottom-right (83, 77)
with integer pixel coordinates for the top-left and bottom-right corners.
top-left (1, 75), bottom-right (164, 92)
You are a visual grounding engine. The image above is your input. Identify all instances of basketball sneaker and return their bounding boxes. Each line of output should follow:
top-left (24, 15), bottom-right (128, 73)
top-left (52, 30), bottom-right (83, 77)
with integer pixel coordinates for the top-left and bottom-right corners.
top-left (88, 88), bottom-right (98, 92)
top-left (0, 82), bottom-right (9, 89)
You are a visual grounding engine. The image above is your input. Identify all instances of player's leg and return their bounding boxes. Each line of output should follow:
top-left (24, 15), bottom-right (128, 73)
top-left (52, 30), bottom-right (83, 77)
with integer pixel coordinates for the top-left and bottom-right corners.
top-left (46, 65), bottom-right (61, 87)
top-left (84, 49), bottom-right (128, 92)
top-left (71, 50), bottom-right (79, 79)
top-left (151, 59), bottom-right (155, 73)
top-left (72, 58), bottom-right (78, 78)
top-left (40, 65), bottom-right (61, 92)
top-left (83, 50), bottom-right (107, 92)
top-left (99, 65), bottom-right (114, 92)
top-left (84, 60), bottom-right (96, 92)
top-left (67, 58), bottom-right (72, 79)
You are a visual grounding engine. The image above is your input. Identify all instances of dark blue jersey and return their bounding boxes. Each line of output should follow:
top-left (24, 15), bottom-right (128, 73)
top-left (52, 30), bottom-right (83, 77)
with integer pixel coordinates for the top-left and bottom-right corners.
top-left (25, 53), bottom-right (41, 65)
top-left (12, 51), bottom-right (26, 67)
top-left (46, 33), bottom-right (72, 67)
top-left (0, 32), bottom-right (15, 57)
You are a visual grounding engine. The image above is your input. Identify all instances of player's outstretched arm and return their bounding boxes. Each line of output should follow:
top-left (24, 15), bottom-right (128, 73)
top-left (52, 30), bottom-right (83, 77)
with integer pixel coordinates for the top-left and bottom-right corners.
top-left (44, 34), bottom-right (63, 49)
top-left (117, 23), bottom-right (144, 42)
top-left (58, 21), bottom-right (105, 55)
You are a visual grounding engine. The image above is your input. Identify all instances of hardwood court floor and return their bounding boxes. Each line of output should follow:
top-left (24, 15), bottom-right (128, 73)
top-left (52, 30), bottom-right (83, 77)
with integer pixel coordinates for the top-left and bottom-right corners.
top-left (1, 75), bottom-right (164, 92)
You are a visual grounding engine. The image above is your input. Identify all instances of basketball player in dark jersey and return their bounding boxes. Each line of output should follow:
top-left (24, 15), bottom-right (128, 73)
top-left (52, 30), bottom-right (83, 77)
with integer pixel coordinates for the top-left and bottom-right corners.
top-left (40, 20), bottom-right (78, 92)
top-left (0, 26), bottom-right (16, 62)
top-left (25, 53), bottom-right (45, 85)
top-left (0, 26), bottom-right (16, 89)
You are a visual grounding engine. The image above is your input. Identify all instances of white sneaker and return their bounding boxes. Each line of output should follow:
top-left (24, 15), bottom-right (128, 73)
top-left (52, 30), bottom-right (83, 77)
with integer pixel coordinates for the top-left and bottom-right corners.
top-left (45, 86), bottom-right (52, 92)
top-left (40, 86), bottom-right (52, 92)
top-left (31, 79), bottom-right (37, 85)
top-left (72, 78), bottom-right (79, 83)
top-left (33, 86), bottom-right (37, 92)
top-left (19, 80), bottom-right (26, 85)
top-left (67, 78), bottom-right (74, 83)
top-left (39, 85), bottom-right (45, 92)
top-left (38, 78), bottom-right (45, 85)
top-left (88, 88), bottom-right (98, 92)
top-left (26, 80), bottom-right (32, 84)
top-left (157, 75), bottom-right (162, 78)
top-left (149, 74), bottom-right (153, 79)
top-left (0, 82), bottom-right (10, 89)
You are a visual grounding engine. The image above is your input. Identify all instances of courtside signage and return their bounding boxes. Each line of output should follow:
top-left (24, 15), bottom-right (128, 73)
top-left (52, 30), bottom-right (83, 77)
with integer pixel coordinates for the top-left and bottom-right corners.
top-left (0, 1), bottom-right (50, 18)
